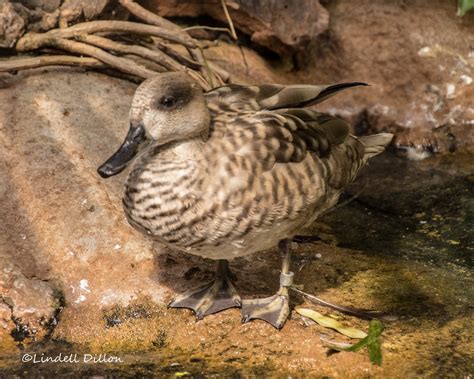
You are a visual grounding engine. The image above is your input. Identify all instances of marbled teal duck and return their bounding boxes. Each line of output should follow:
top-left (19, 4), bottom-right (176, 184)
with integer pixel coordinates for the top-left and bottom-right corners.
top-left (98, 72), bottom-right (393, 329)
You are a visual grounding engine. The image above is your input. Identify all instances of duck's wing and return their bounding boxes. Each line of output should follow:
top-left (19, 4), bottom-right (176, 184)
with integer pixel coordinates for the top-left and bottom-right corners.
top-left (210, 108), bottom-right (381, 190)
top-left (205, 82), bottom-right (367, 113)
top-left (222, 108), bottom-right (357, 166)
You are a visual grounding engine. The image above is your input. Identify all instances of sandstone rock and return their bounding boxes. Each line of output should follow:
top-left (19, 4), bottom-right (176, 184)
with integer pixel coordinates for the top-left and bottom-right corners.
top-left (143, 0), bottom-right (329, 56)
top-left (0, 0), bottom-right (110, 46)
top-left (0, 263), bottom-right (59, 341)
top-left (0, 302), bottom-right (12, 331)
top-left (315, 0), bottom-right (474, 156)
top-left (0, 0), bottom-right (25, 48)
top-left (0, 70), bottom-right (159, 345)
top-left (59, 0), bottom-right (109, 25)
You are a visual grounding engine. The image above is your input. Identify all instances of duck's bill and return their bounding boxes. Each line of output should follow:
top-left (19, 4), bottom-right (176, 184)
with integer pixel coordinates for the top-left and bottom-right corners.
top-left (97, 123), bottom-right (147, 178)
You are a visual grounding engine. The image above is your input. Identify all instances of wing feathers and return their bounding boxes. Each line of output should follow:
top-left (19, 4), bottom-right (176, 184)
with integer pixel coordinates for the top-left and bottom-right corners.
top-left (359, 133), bottom-right (393, 160)
top-left (301, 82), bottom-right (368, 107)
top-left (205, 81), bottom-right (392, 192)
top-left (206, 82), bottom-right (368, 112)
top-left (226, 110), bottom-right (352, 167)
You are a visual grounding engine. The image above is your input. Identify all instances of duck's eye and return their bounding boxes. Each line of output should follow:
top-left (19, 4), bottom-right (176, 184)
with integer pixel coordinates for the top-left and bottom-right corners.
top-left (160, 96), bottom-right (176, 108)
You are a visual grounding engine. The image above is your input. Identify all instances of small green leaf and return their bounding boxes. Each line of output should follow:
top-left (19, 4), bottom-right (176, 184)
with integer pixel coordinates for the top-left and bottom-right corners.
top-left (296, 308), bottom-right (367, 339)
top-left (321, 319), bottom-right (384, 366)
top-left (367, 337), bottom-right (382, 365)
top-left (458, 0), bottom-right (474, 16)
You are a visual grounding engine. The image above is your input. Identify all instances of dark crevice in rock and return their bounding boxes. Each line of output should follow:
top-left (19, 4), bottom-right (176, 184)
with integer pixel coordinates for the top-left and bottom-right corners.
top-left (1, 296), bottom-right (32, 344)
top-left (21, 273), bottom-right (51, 282)
top-left (43, 287), bottom-right (66, 340)
top-left (10, 316), bottom-right (37, 343)
top-left (1, 285), bottom-right (65, 345)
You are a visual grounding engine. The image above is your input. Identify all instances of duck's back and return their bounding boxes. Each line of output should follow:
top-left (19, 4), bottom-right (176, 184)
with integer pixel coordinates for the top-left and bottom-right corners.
top-left (196, 110), bottom-right (357, 252)
top-left (203, 82), bottom-right (382, 196)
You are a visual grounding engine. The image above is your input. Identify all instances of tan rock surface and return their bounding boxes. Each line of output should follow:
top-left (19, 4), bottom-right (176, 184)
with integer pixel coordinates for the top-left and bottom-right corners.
top-left (158, 0), bottom-right (474, 155)
top-left (0, 68), bottom-right (472, 377)
top-left (143, 0), bottom-right (329, 56)
top-left (314, 0), bottom-right (474, 156)
top-left (0, 1), bottom-right (25, 48)
top-left (0, 70), bottom-right (165, 343)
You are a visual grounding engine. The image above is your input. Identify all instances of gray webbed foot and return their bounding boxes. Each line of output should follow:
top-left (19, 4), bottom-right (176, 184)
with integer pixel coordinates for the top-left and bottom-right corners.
top-left (241, 289), bottom-right (290, 329)
top-left (169, 260), bottom-right (241, 319)
top-left (240, 239), bottom-right (294, 329)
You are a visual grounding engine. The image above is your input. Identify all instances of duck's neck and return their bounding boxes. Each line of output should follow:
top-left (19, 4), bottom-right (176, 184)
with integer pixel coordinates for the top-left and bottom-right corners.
top-left (165, 136), bottom-right (206, 161)
top-left (128, 136), bottom-right (206, 185)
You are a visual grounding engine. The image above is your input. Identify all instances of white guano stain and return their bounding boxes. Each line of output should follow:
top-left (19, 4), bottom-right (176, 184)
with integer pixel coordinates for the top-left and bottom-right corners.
top-left (446, 83), bottom-right (456, 99)
top-left (79, 279), bottom-right (91, 293)
top-left (75, 295), bottom-right (86, 304)
top-left (417, 46), bottom-right (432, 57)
top-left (460, 75), bottom-right (472, 85)
top-left (72, 279), bottom-right (91, 304)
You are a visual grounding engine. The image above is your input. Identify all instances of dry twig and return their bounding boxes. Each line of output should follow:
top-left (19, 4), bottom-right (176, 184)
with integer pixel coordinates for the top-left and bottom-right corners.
top-left (16, 21), bottom-right (197, 51)
top-left (220, 0), bottom-right (238, 40)
top-left (47, 37), bottom-right (159, 79)
top-left (75, 34), bottom-right (168, 70)
top-left (118, 0), bottom-right (183, 32)
top-left (183, 25), bottom-right (233, 35)
top-left (0, 56), bottom-right (104, 72)
top-left (1, 0), bottom-right (230, 90)
top-left (117, 0), bottom-right (224, 86)
top-left (153, 42), bottom-right (202, 70)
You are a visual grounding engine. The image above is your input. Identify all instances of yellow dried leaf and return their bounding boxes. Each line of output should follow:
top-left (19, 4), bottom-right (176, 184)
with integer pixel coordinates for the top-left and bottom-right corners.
top-left (296, 308), bottom-right (367, 339)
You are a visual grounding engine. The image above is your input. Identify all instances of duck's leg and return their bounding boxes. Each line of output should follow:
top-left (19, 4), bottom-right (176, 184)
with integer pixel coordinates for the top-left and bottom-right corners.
top-left (241, 239), bottom-right (294, 329)
top-left (169, 259), bottom-right (241, 319)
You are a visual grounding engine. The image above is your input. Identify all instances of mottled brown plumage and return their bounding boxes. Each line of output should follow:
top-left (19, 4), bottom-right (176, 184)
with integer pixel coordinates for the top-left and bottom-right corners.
top-left (98, 72), bottom-right (393, 328)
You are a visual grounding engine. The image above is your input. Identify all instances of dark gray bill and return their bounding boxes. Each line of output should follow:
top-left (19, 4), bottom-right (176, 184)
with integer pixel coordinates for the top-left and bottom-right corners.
top-left (97, 123), bottom-right (147, 178)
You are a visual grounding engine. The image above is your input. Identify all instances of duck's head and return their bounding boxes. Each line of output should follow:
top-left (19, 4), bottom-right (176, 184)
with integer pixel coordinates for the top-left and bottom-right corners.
top-left (98, 72), bottom-right (210, 178)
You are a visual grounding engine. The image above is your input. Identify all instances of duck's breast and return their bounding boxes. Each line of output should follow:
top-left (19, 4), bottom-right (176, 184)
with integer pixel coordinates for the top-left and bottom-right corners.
top-left (122, 152), bottom-right (205, 244)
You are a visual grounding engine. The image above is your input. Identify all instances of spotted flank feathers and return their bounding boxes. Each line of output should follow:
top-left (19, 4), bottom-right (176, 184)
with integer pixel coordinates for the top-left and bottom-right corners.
top-left (103, 73), bottom-right (393, 261)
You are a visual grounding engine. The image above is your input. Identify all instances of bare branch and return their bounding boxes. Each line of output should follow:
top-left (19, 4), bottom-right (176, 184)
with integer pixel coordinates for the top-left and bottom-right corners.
top-left (208, 61), bottom-right (231, 82)
top-left (75, 34), bottom-right (178, 71)
top-left (16, 21), bottom-right (197, 51)
top-left (48, 38), bottom-right (158, 78)
top-left (7, 1), bottom-right (230, 88)
top-left (183, 26), bottom-right (233, 36)
top-left (74, 34), bottom-right (211, 89)
top-left (220, 0), bottom-right (238, 40)
top-left (154, 42), bottom-right (202, 70)
top-left (118, 0), bottom-right (183, 32)
top-left (0, 56), bottom-right (104, 72)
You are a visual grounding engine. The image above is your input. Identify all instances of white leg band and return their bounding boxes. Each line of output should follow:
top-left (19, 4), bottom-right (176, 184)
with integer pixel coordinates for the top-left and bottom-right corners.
top-left (280, 271), bottom-right (294, 287)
